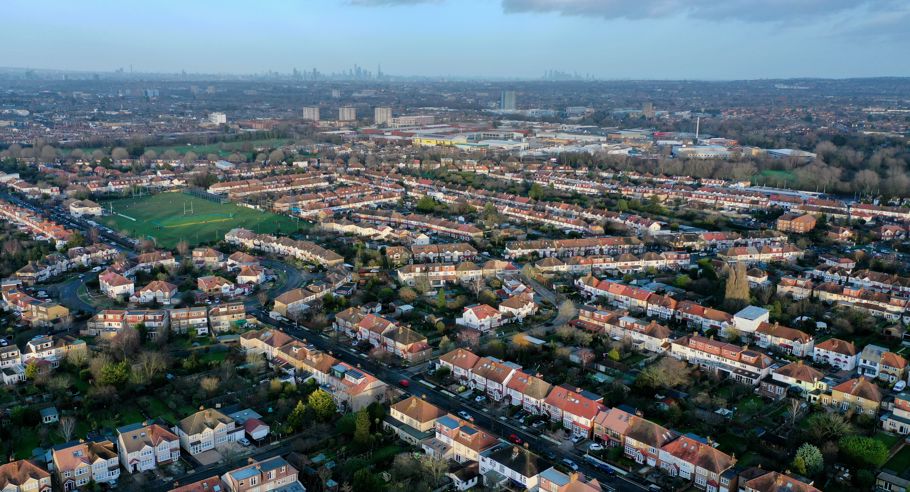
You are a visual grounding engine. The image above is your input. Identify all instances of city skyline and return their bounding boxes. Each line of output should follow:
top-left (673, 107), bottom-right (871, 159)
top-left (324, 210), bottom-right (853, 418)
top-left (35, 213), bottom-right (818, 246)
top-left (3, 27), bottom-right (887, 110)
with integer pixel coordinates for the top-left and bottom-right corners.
top-left (2, 0), bottom-right (908, 80)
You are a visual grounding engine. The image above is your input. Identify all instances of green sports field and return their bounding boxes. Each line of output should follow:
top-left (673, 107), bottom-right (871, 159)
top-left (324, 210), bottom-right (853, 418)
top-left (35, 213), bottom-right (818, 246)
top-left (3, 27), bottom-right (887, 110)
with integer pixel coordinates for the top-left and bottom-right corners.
top-left (100, 192), bottom-right (303, 248)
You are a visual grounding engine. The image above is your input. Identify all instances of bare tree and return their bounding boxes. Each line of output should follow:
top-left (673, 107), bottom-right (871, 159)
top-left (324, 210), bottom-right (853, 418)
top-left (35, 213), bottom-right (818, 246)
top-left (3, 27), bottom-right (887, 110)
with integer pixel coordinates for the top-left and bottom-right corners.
top-left (200, 376), bottom-right (220, 395)
top-left (59, 416), bottom-right (77, 442)
top-left (111, 147), bottom-right (129, 161)
top-left (110, 327), bottom-right (141, 360)
top-left (788, 398), bottom-right (803, 427)
top-left (134, 351), bottom-right (168, 383)
top-left (420, 455), bottom-right (449, 486)
top-left (176, 240), bottom-right (190, 258)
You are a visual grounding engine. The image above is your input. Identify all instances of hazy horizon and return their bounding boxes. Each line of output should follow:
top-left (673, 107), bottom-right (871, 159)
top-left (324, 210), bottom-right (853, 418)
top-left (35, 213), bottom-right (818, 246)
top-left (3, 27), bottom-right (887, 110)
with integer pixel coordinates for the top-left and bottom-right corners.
top-left (2, 0), bottom-right (908, 79)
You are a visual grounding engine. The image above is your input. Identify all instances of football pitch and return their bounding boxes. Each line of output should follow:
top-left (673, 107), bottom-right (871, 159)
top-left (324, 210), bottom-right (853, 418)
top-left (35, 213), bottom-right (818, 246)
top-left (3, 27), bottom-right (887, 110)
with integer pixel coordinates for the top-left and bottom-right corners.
top-left (99, 192), bottom-right (303, 248)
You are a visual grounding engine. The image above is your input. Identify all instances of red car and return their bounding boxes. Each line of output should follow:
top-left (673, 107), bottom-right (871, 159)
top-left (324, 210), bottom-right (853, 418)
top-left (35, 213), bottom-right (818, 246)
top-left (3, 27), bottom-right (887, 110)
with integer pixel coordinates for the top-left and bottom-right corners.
top-left (509, 434), bottom-right (522, 444)
top-left (399, 379), bottom-right (410, 388)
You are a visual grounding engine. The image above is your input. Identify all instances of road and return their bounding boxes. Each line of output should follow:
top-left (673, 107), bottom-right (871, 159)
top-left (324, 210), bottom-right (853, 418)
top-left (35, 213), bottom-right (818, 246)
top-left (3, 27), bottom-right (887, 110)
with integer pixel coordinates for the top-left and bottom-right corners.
top-left (249, 309), bottom-right (651, 492)
top-left (47, 272), bottom-right (97, 313)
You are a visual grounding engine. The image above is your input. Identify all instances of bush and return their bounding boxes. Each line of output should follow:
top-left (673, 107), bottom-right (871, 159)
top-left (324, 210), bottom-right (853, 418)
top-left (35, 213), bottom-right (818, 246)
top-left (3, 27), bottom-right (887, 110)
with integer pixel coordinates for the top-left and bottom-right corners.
top-left (838, 435), bottom-right (889, 468)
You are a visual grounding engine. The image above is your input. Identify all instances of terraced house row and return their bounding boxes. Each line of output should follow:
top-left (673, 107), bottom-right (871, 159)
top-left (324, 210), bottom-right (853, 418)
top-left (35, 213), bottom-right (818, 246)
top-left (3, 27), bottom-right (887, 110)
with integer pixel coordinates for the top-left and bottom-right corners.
top-left (225, 227), bottom-right (344, 266)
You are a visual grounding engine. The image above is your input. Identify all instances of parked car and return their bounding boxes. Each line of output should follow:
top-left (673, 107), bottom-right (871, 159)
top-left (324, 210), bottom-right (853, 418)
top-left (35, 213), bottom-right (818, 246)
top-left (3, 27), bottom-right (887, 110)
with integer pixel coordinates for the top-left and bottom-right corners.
top-left (238, 437), bottom-right (251, 447)
top-left (509, 434), bottom-right (523, 444)
top-left (589, 442), bottom-right (604, 452)
top-left (457, 410), bottom-right (474, 421)
top-left (562, 459), bottom-right (579, 471)
top-left (571, 434), bottom-right (585, 444)
top-left (399, 379), bottom-right (410, 388)
top-left (895, 380), bottom-right (907, 392)
top-left (474, 395), bottom-right (487, 403)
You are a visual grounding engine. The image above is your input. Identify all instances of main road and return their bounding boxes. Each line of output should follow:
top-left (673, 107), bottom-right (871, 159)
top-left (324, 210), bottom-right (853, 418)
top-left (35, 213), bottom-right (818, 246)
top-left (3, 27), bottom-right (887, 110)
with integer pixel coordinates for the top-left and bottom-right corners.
top-left (249, 310), bottom-right (651, 492)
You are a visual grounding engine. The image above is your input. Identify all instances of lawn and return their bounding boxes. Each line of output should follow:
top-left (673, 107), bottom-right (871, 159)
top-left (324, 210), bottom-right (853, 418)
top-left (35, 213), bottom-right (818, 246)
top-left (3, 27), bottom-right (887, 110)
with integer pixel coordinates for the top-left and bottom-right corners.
top-left (99, 191), bottom-right (302, 248)
top-left (756, 169), bottom-right (797, 186)
top-left (885, 445), bottom-right (910, 472)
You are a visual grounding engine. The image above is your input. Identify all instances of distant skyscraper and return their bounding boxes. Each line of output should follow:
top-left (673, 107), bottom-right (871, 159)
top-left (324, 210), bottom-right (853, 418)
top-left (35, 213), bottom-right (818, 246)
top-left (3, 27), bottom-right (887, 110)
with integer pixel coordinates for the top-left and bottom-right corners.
top-left (331, 89), bottom-right (342, 99)
top-left (302, 106), bottom-right (320, 122)
top-left (500, 90), bottom-right (517, 111)
top-left (374, 107), bottom-right (392, 126)
top-left (643, 102), bottom-right (655, 118)
top-left (208, 112), bottom-right (227, 125)
top-left (338, 107), bottom-right (356, 122)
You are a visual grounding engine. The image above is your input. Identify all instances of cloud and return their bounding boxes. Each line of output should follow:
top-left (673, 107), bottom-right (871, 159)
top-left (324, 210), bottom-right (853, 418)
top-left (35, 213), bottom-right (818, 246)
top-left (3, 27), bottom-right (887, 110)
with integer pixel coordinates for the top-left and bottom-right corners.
top-left (501, 0), bottom-right (892, 23)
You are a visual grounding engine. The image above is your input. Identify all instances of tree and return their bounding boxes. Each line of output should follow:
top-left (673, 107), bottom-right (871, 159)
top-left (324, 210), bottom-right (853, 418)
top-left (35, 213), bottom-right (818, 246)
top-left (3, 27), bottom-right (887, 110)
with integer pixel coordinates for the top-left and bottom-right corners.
top-left (133, 351), bottom-right (167, 384)
top-left (420, 455), bottom-right (448, 486)
top-left (398, 287), bottom-right (417, 303)
top-left (59, 416), bottom-right (77, 441)
top-left (97, 360), bottom-right (129, 386)
top-left (288, 400), bottom-right (309, 431)
top-left (792, 443), bottom-right (824, 476)
top-left (176, 240), bottom-right (190, 257)
top-left (307, 389), bottom-right (337, 421)
top-left (838, 435), bottom-right (889, 468)
top-left (111, 147), bottom-right (129, 161)
top-left (24, 361), bottom-right (39, 380)
top-left (803, 412), bottom-right (852, 442)
top-left (724, 262), bottom-right (750, 310)
top-left (416, 196), bottom-right (438, 213)
top-left (352, 469), bottom-right (382, 492)
top-left (110, 327), bottom-right (141, 360)
top-left (200, 376), bottom-right (220, 395)
top-left (353, 409), bottom-right (371, 446)
top-left (436, 290), bottom-right (446, 310)
top-left (635, 357), bottom-right (693, 389)
top-left (557, 299), bottom-right (577, 322)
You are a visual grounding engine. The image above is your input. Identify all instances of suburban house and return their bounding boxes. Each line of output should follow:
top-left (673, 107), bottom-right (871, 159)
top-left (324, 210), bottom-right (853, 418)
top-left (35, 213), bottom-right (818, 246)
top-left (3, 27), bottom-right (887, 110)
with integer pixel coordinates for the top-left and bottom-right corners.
top-left (658, 434), bottom-right (736, 491)
top-left (52, 439), bottom-right (120, 491)
top-left (812, 338), bottom-right (857, 371)
top-left (134, 280), bottom-right (178, 305)
top-left (236, 265), bottom-right (266, 285)
top-left (776, 213), bottom-right (817, 233)
top-left (99, 271), bottom-right (134, 299)
top-left (538, 468), bottom-right (604, 492)
top-left (241, 329), bottom-right (295, 360)
top-left (272, 288), bottom-right (311, 317)
top-left (625, 417), bottom-right (679, 467)
top-left (506, 370), bottom-right (553, 415)
top-left (470, 356), bottom-right (519, 401)
top-left (173, 408), bottom-right (243, 456)
top-left (208, 303), bottom-right (246, 333)
top-left (456, 304), bottom-right (504, 332)
top-left (168, 307), bottom-right (209, 336)
top-left (479, 444), bottom-right (547, 490)
top-left (385, 396), bottom-right (447, 444)
top-left (220, 456), bottom-right (301, 492)
top-left (426, 414), bottom-right (498, 464)
top-left (0, 344), bottom-right (24, 385)
top-left (68, 200), bottom-right (103, 217)
top-left (670, 334), bottom-right (773, 386)
top-left (753, 322), bottom-right (814, 357)
top-left (821, 377), bottom-right (882, 415)
top-left (226, 251), bottom-right (259, 271)
top-left (543, 384), bottom-right (606, 438)
top-left (197, 276), bottom-right (236, 296)
top-left (169, 476), bottom-right (227, 492)
top-left (0, 459), bottom-right (52, 491)
top-left (497, 293), bottom-right (538, 322)
top-left (439, 348), bottom-right (481, 383)
top-left (116, 422), bottom-right (180, 473)
top-left (881, 393), bottom-right (910, 435)
top-left (192, 247), bottom-right (225, 268)
top-left (323, 362), bottom-right (388, 411)
top-left (765, 361), bottom-right (828, 399)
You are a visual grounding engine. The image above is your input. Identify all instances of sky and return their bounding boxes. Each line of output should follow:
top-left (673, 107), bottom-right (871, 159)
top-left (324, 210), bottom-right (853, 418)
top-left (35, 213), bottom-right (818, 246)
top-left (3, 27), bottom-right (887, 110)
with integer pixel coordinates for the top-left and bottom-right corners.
top-left (2, 0), bottom-right (908, 79)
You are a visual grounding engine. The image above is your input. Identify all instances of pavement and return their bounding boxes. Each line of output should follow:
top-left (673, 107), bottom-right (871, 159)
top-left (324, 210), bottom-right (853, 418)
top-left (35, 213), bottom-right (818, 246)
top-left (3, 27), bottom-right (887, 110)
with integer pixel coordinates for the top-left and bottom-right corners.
top-left (249, 309), bottom-right (651, 492)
